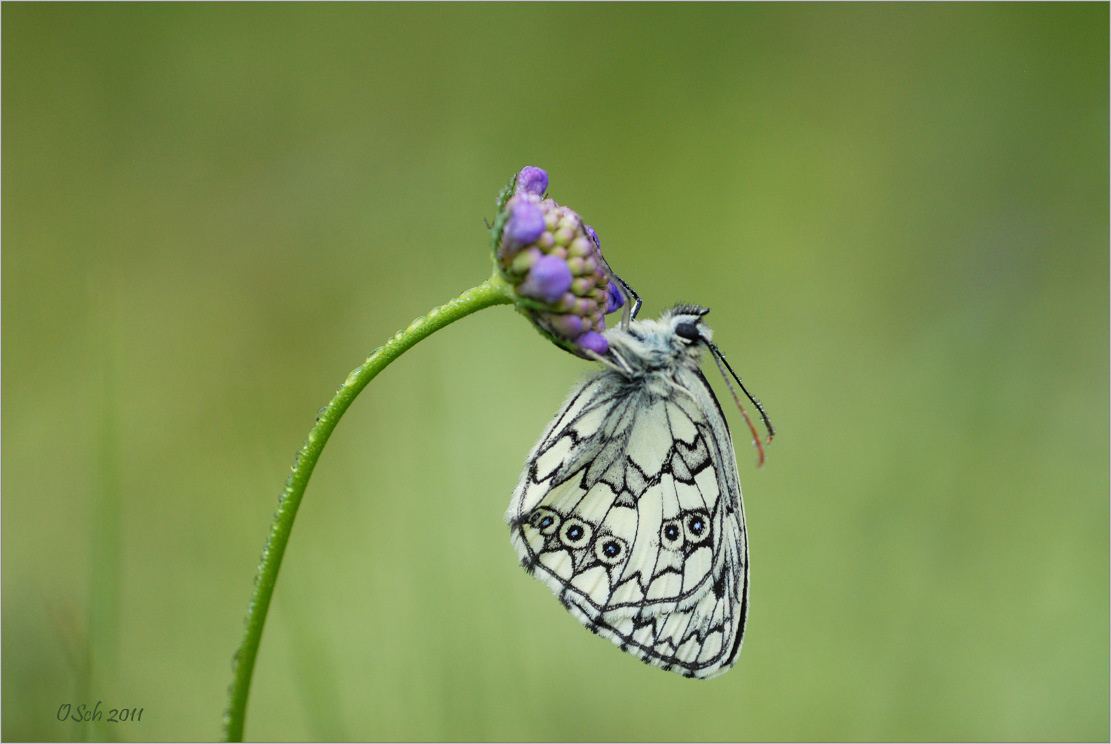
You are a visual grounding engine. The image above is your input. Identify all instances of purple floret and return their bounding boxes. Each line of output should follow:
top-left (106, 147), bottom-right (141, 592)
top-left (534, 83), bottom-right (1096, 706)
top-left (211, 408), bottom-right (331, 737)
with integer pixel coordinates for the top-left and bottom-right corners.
top-left (577, 331), bottom-right (609, 355)
top-left (604, 281), bottom-right (625, 314)
top-left (515, 166), bottom-right (549, 197)
top-left (546, 313), bottom-right (584, 339)
top-left (504, 200), bottom-right (545, 245)
top-left (517, 255), bottom-right (573, 304)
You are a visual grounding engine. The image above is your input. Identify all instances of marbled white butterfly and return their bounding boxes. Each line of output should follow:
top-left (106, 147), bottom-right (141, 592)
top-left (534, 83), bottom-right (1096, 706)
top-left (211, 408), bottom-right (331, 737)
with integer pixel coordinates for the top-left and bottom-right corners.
top-left (507, 303), bottom-right (773, 678)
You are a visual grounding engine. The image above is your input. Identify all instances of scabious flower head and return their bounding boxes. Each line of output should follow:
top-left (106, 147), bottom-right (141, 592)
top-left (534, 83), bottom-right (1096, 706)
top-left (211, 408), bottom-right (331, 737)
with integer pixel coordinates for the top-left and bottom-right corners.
top-left (493, 167), bottom-right (626, 358)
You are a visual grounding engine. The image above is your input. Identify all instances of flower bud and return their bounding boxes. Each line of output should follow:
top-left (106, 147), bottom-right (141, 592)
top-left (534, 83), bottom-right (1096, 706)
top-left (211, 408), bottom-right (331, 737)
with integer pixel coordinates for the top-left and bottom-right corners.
top-left (504, 200), bottom-right (545, 246)
top-left (605, 280), bottom-right (626, 314)
top-left (517, 254), bottom-right (573, 303)
top-left (492, 167), bottom-right (629, 358)
top-left (515, 166), bottom-right (548, 197)
top-left (577, 331), bottom-right (609, 356)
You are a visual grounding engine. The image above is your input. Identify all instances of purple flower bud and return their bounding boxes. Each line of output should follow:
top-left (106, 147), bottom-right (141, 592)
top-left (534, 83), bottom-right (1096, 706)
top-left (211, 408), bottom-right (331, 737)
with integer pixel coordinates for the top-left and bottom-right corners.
top-left (515, 167), bottom-right (548, 197)
top-left (517, 254), bottom-right (573, 303)
top-left (546, 313), bottom-right (583, 339)
top-left (504, 199), bottom-right (545, 245)
top-left (604, 281), bottom-right (626, 314)
top-left (577, 331), bottom-right (609, 356)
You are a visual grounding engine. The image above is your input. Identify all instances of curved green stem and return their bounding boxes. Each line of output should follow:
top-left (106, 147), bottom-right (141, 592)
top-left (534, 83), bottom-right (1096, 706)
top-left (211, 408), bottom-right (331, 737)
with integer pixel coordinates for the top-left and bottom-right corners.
top-left (224, 274), bottom-right (514, 741)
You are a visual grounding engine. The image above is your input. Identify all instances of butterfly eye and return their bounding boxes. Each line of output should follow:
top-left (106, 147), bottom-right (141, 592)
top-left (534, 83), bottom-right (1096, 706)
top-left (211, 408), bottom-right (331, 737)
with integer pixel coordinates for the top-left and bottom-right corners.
top-left (684, 511), bottom-right (711, 545)
top-left (559, 518), bottom-right (593, 549)
top-left (529, 508), bottom-right (562, 536)
top-left (593, 536), bottom-right (628, 565)
top-left (674, 321), bottom-right (701, 342)
top-left (661, 519), bottom-right (685, 550)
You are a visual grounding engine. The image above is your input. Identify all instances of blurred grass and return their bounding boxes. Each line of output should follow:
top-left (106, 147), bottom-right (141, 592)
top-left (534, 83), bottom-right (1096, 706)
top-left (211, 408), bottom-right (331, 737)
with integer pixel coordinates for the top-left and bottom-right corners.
top-left (2, 3), bottom-right (1107, 741)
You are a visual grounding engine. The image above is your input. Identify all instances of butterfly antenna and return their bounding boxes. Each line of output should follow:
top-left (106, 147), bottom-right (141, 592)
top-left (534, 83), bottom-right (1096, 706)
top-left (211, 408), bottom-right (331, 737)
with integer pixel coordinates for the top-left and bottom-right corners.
top-left (706, 340), bottom-right (775, 467)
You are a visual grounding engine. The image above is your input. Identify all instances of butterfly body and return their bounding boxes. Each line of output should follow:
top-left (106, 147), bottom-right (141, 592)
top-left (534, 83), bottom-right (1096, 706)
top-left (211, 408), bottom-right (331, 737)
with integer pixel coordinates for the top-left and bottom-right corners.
top-left (507, 304), bottom-right (750, 679)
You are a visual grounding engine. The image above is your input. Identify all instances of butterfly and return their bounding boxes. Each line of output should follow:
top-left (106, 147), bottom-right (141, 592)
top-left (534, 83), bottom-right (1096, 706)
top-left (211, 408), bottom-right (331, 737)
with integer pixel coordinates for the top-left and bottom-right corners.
top-left (507, 303), bottom-right (773, 679)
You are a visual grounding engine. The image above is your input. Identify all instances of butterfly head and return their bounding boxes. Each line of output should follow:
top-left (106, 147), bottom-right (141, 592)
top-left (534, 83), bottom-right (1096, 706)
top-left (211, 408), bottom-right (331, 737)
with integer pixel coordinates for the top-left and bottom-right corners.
top-left (664, 303), bottom-right (714, 361)
top-left (666, 303), bottom-right (712, 339)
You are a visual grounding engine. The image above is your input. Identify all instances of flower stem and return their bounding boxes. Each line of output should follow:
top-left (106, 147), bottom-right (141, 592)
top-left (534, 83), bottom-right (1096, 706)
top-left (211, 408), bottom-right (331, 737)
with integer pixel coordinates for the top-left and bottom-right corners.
top-left (224, 274), bottom-right (514, 742)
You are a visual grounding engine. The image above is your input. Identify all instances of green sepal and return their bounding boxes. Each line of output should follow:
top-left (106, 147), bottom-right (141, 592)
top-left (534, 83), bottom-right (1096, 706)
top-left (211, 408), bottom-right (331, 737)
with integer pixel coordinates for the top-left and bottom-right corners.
top-left (489, 172), bottom-right (519, 254)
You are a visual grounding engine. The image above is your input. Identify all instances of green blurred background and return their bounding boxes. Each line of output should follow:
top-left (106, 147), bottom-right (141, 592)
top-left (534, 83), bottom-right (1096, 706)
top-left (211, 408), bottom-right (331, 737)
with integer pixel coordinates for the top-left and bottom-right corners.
top-left (3, 3), bottom-right (1107, 741)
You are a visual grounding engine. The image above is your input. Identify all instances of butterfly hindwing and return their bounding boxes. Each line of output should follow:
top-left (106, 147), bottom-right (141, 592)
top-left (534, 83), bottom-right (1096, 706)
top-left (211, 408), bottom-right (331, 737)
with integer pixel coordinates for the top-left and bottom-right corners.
top-left (507, 322), bottom-right (749, 679)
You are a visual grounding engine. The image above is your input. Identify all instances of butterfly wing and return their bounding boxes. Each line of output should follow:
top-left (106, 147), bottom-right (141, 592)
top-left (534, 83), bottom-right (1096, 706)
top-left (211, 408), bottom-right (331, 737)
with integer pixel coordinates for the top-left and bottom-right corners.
top-left (507, 365), bottom-right (748, 679)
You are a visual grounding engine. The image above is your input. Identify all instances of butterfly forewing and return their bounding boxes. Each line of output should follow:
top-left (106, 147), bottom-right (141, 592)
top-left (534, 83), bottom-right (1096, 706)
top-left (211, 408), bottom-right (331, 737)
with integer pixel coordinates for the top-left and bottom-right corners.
top-left (507, 308), bottom-right (750, 679)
